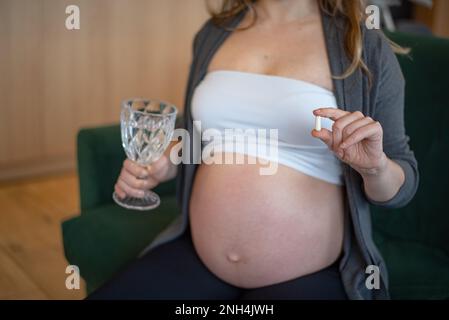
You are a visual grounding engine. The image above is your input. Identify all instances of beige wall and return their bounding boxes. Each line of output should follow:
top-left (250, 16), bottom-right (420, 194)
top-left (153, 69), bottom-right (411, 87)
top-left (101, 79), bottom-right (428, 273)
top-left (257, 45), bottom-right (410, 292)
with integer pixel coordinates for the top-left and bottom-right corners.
top-left (0, 0), bottom-right (209, 180)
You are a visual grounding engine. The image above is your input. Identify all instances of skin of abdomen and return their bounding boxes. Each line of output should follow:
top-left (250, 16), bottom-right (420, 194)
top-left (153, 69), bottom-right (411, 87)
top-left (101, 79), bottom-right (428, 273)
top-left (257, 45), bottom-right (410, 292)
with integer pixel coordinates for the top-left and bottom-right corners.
top-left (189, 153), bottom-right (346, 289)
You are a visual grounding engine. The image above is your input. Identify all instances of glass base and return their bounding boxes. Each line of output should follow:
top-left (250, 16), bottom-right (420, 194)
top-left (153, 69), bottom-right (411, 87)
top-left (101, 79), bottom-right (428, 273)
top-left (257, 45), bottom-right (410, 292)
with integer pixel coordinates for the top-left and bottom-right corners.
top-left (112, 190), bottom-right (160, 211)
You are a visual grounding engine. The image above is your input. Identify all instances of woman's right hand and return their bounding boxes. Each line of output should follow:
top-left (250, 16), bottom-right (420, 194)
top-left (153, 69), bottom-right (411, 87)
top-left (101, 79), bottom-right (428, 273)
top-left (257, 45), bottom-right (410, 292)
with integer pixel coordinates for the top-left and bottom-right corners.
top-left (114, 155), bottom-right (177, 199)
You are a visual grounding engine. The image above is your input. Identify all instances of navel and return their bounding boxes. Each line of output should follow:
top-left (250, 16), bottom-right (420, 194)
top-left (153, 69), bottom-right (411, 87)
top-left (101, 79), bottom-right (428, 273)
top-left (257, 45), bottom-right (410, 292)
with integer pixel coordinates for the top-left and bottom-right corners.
top-left (227, 252), bottom-right (241, 263)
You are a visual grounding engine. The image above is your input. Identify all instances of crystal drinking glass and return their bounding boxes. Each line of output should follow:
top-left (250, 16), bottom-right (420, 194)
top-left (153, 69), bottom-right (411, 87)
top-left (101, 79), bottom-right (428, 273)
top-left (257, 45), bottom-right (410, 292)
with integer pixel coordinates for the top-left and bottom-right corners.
top-left (112, 98), bottom-right (177, 211)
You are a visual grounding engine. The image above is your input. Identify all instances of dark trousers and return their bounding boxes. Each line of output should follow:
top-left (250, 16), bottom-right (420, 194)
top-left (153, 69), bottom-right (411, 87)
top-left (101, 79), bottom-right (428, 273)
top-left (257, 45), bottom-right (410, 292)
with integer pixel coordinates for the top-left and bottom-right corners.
top-left (87, 226), bottom-right (347, 300)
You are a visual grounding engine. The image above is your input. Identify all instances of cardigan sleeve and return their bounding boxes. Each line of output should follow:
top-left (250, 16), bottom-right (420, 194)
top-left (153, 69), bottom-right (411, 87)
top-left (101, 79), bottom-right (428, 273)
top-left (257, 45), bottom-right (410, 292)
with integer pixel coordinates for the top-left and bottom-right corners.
top-left (364, 31), bottom-right (419, 209)
top-left (176, 19), bottom-right (214, 206)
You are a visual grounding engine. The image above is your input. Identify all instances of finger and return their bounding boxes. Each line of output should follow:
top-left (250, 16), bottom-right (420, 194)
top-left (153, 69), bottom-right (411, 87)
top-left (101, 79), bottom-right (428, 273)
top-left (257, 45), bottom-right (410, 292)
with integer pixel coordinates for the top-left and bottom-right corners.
top-left (340, 122), bottom-right (382, 149)
top-left (311, 128), bottom-right (333, 148)
top-left (313, 108), bottom-right (349, 121)
top-left (123, 159), bottom-right (148, 178)
top-left (342, 116), bottom-right (375, 141)
top-left (120, 169), bottom-right (159, 190)
top-left (114, 184), bottom-right (127, 199)
top-left (332, 111), bottom-right (365, 151)
top-left (117, 179), bottom-right (145, 198)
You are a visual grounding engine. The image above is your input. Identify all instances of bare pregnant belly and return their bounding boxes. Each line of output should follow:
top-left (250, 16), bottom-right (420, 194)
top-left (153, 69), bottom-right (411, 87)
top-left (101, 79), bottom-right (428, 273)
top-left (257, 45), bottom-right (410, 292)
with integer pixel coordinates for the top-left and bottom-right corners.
top-left (189, 153), bottom-right (346, 289)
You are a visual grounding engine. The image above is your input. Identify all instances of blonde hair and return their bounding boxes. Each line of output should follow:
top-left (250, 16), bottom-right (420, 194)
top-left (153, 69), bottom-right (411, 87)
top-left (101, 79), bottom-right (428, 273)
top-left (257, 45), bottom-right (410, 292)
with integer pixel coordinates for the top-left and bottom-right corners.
top-left (207, 0), bottom-right (408, 82)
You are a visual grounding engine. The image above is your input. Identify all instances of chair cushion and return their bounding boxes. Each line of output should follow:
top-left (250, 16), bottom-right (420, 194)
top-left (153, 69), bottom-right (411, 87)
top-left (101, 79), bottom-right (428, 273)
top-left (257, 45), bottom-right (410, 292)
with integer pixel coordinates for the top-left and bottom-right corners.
top-left (374, 230), bottom-right (449, 299)
top-left (62, 196), bottom-right (180, 293)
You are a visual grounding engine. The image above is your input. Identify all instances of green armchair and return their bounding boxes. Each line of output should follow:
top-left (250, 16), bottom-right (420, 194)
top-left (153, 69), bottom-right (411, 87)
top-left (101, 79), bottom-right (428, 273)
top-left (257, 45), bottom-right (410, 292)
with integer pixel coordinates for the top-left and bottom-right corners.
top-left (62, 32), bottom-right (449, 299)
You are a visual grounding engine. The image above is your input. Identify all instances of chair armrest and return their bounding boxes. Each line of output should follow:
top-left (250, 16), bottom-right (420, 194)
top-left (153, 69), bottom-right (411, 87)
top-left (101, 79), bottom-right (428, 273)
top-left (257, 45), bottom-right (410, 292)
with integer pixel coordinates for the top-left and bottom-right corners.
top-left (77, 124), bottom-right (176, 213)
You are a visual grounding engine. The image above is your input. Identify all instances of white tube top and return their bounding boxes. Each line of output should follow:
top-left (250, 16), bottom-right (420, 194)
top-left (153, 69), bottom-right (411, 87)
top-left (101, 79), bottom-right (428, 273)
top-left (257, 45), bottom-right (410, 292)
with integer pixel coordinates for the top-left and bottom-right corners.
top-left (191, 70), bottom-right (344, 186)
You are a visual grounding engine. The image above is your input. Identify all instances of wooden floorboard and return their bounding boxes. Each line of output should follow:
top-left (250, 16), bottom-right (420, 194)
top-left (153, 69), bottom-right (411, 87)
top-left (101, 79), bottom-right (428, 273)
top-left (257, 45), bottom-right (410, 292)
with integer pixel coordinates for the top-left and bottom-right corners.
top-left (0, 172), bottom-right (86, 299)
top-left (0, 245), bottom-right (48, 299)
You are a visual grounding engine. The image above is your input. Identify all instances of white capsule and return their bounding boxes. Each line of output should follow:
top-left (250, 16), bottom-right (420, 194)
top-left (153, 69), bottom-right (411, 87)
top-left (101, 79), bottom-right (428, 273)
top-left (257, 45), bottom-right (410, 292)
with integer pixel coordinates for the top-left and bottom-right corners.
top-left (315, 116), bottom-right (322, 131)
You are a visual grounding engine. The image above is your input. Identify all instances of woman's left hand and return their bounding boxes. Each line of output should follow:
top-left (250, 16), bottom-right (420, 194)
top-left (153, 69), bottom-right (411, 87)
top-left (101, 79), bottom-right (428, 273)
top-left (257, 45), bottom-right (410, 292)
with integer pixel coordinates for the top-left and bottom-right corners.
top-left (311, 108), bottom-right (388, 176)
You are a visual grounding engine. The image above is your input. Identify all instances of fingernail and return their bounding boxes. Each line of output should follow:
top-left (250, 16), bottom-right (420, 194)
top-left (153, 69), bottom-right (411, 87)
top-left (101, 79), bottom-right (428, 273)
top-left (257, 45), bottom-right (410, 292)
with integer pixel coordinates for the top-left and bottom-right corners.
top-left (340, 142), bottom-right (346, 149)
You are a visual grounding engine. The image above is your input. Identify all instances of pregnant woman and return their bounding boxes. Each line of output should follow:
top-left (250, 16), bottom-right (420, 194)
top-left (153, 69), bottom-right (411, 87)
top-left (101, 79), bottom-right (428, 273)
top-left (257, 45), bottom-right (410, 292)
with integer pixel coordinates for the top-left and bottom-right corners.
top-left (89, 0), bottom-right (418, 300)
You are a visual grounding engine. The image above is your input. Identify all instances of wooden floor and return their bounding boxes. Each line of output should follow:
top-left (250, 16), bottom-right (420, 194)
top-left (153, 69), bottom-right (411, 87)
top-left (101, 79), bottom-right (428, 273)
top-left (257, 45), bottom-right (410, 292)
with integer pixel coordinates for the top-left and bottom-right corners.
top-left (0, 172), bottom-right (86, 299)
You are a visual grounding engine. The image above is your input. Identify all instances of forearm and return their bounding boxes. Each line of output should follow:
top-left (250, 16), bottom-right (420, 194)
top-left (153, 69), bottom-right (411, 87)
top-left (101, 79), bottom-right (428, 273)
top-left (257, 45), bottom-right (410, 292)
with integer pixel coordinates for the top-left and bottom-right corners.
top-left (360, 154), bottom-right (406, 203)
